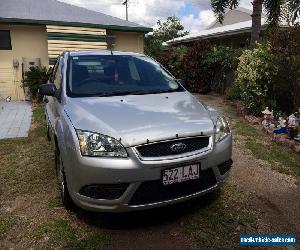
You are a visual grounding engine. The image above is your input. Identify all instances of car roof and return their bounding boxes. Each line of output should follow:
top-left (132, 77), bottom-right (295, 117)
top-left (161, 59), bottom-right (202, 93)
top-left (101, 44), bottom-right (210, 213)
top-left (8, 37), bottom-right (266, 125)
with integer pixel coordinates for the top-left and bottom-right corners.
top-left (68, 50), bottom-right (145, 57)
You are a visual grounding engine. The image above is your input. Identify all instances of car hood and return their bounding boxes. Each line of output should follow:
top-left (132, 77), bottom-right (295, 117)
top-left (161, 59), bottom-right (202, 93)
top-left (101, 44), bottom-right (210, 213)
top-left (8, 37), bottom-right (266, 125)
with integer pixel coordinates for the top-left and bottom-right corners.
top-left (64, 92), bottom-right (215, 147)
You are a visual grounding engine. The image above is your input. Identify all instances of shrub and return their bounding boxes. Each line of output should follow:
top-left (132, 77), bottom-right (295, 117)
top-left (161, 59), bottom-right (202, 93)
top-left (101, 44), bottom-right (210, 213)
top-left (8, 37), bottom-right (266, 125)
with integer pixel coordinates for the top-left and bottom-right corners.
top-left (233, 44), bottom-right (279, 115)
top-left (22, 66), bottom-right (49, 101)
top-left (155, 46), bottom-right (187, 78)
top-left (144, 35), bottom-right (163, 58)
top-left (202, 46), bottom-right (243, 94)
top-left (181, 41), bottom-right (212, 93)
top-left (268, 25), bottom-right (300, 113)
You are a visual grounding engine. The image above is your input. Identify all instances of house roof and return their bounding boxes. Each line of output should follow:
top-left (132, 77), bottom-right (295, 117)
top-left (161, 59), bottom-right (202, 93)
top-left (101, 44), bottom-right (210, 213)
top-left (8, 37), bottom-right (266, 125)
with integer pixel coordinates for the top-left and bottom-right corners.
top-left (206, 7), bottom-right (253, 29)
top-left (232, 7), bottom-right (253, 15)
top-left (0, 0), bottom-right (152, 32)
top-left (166, 19), bottom-right (268, 45)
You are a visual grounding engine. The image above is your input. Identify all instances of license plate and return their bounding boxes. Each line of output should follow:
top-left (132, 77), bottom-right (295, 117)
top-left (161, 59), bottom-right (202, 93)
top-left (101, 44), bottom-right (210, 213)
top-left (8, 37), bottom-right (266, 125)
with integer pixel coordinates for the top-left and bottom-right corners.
top-left (162, 164), bottom-right (200, 186)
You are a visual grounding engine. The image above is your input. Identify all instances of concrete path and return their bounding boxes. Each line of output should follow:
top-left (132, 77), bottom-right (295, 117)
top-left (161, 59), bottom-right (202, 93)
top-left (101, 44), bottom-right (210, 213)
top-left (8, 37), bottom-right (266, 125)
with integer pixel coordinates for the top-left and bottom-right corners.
top-left (0, 101), bottom-right (32, 139)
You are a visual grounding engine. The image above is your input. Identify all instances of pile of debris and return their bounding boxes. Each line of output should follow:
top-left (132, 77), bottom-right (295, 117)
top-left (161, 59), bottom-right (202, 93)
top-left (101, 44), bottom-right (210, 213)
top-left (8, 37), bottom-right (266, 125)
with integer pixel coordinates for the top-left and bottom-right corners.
top-left (244, 107), bottom-right (300, 153)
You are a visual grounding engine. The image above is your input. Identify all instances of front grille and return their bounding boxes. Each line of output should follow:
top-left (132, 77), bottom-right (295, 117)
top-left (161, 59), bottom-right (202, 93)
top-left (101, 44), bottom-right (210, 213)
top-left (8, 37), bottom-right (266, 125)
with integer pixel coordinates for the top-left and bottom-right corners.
top-left (136, 136), bottom-right (210, 158)
top-left (129, 168), bottom-right (216, 205)
top-left (79, 184), bottom-right (129, 200)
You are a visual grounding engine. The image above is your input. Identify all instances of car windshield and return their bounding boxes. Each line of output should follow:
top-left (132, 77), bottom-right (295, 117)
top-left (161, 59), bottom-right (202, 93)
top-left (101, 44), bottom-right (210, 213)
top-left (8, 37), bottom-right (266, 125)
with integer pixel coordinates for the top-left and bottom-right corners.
top-left (67, 54), bottom-right (184, 97)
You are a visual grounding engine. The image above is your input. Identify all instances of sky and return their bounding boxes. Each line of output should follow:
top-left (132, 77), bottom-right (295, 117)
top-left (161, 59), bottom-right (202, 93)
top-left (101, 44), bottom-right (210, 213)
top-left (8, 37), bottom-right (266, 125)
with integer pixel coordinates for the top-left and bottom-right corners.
top-left (58, 0), bottom-right (252, 32)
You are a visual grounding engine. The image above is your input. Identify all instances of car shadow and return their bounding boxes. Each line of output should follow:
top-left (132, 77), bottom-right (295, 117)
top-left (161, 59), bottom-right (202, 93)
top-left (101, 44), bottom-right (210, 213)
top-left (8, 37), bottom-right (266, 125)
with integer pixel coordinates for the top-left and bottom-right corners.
top-left (72, 191), bottom-right (220, 230)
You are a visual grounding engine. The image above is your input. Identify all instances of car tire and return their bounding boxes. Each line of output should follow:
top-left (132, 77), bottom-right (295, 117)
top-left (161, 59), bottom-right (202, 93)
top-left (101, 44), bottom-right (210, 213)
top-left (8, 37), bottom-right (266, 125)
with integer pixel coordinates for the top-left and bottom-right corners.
top-left (55, 148), bottom-right (74, 210)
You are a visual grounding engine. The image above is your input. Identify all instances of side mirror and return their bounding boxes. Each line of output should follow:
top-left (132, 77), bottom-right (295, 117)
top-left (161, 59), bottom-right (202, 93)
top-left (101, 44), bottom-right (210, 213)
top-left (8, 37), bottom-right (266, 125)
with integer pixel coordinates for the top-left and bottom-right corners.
top-left (47, 67), bottom-right (53, 76)
top-left (39, 83), bottom-right (56, 96)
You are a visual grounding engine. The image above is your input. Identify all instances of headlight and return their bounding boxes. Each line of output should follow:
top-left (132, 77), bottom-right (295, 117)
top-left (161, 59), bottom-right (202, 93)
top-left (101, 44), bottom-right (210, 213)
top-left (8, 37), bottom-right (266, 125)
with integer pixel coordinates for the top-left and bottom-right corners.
top-left (215, 116), bottom-right (230, 143)
top-left (76, 130), bottom-right (127, 157)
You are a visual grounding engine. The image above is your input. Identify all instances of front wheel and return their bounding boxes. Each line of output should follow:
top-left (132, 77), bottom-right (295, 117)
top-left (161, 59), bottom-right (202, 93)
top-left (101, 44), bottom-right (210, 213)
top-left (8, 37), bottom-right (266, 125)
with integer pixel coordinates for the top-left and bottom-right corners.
top-left (55, 149), bottom-right (74, 210)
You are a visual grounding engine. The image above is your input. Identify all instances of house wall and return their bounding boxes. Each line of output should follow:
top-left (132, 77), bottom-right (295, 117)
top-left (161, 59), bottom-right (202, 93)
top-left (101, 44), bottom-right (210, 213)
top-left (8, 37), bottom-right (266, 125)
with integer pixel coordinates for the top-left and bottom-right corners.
top-left (0, 24), bottom-right (145, 100)
top-left (108, 31), bottom-right (144, 53)
top-left (46, 25), bottom-right (107, 65)
top-left (0, 24), bottom-right (49, 100)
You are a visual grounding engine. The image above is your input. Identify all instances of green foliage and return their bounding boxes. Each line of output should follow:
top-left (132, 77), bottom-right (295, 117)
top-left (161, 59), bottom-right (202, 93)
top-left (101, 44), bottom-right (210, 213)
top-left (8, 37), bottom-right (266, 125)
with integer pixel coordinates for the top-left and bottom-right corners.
top-left (22, 66), bottom-right (49, 100)
top-left (144, 16), bottom-right (189, 57)
top-left (202, 46), bottom-right (243, 93)
top-left (264, 0), bottom-right (300, 26)
top-left (268, 24), bottom-right (300, 113)
top-left (181, 41), bottom-right (212, 93)
top-left (144, 35), bottom-right (163, 57)
top-left (156, 43), bottom-right (241, 94)
top-left (232, 44), bottom-right (278, 115)
top-left (154, 16), bottom-right (189, 42)
top-left (155, 46), bottom-right (187, 78)
top-left (231, 26), bottom-right (300, 115)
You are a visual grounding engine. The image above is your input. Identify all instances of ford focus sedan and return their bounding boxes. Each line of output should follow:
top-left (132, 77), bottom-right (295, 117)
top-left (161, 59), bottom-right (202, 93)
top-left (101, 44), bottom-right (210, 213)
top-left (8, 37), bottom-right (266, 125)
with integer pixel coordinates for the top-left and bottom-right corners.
top-left (39, 50), bottom-right (232, 212)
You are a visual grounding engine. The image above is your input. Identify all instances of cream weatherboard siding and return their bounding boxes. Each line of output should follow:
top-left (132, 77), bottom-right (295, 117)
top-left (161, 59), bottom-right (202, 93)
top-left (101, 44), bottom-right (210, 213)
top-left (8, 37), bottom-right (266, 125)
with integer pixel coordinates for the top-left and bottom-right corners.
top-left (0, 68), bottom-right (15, 99)
top-left (46, 25), bottom-right (107, 64)
top-left (108, 31), bottom-right (144, 53)
top-left (0, 24), bottom-right (49, 100)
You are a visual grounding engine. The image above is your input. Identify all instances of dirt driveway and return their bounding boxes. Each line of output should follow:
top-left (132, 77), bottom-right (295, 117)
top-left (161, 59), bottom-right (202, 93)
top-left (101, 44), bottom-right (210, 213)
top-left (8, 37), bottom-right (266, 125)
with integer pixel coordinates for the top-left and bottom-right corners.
top-left (196, 94), bottom-right (300, 236)
top-left (0, 95), bottom-right (299, 250)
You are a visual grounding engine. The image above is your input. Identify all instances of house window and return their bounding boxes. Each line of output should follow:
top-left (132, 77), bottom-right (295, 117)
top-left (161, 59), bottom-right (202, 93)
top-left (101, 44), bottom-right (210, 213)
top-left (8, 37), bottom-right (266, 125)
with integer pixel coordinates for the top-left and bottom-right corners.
top-left (0, 30), bottom-right (12, 50)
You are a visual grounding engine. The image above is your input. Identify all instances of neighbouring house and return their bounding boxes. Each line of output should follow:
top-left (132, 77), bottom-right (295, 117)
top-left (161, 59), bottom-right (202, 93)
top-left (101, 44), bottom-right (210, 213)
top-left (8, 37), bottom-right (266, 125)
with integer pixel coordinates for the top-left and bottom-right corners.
top-left (165, 7), bottom-right (270, 48)
top-left (0, 0), bottom-right (152, 100)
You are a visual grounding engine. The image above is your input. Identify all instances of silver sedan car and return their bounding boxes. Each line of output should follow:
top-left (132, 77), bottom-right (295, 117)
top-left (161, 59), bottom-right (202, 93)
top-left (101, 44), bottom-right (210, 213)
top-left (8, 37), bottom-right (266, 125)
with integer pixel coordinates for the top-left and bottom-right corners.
top-left (39, 50), bottom-right (232, 212)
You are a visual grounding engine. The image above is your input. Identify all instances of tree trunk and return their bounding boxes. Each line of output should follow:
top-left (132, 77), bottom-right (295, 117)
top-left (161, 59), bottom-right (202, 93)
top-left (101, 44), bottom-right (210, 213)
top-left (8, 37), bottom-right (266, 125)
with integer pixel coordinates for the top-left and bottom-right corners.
top-left (250, 0), bottom-right (263, 47)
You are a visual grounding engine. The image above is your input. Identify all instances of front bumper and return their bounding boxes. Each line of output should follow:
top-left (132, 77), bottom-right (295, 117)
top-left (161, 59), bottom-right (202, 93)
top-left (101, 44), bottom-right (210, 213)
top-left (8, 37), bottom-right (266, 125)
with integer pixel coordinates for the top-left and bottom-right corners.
top-left (63, 134), bottom-right (232, 212)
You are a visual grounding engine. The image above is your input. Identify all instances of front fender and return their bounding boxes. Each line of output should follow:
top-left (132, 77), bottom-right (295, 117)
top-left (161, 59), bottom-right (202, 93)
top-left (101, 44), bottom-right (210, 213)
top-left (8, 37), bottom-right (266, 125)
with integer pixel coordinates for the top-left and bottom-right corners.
top-left (56, 111), bottom-right (79, 180)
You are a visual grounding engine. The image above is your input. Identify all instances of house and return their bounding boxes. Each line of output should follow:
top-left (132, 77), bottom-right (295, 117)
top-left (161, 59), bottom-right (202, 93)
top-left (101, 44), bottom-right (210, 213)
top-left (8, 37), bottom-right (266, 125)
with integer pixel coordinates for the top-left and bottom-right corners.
top-left (0, 0), bottom-right (152, 100)
top-left (166, 7), bottom-right (268, 48)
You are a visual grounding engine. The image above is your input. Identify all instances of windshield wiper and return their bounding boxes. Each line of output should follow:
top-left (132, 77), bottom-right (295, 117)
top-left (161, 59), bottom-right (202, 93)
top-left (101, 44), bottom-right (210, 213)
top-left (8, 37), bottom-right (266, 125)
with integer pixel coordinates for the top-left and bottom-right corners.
top-left (79, 89), bottom-right (184, 97)
top-left (82, 90), bottom-right (148, 97)
top-left (146, 89), bottom-right (184, 94)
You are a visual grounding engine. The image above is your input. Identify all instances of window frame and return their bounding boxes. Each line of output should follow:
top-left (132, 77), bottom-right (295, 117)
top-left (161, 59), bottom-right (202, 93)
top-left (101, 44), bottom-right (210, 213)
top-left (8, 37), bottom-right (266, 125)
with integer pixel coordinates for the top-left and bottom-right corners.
top-left (0, 30), bottom-right (12, 50)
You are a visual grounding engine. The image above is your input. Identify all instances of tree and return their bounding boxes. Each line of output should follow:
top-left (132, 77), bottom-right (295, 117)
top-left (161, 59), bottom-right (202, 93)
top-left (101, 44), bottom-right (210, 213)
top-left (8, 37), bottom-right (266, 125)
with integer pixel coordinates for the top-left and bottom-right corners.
top-left (144, 35), bottom-right (163, 57)
top-left (211, 0), bottom-right (300, 46)
top-left (153, 16), bottom-right (189, 42)
top-left (144, 16), bottom-right (189, 57)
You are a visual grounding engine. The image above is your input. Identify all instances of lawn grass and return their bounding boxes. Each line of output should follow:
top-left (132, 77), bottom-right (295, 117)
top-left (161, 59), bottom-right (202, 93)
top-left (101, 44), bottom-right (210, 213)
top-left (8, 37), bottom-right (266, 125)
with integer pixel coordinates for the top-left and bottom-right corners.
top-left (233, 119), bottom-right (259, 137)
top-left (0, 214), bottom-right (16, 239)
top-left (186, 184), bottom-right (258, 250)
top-left (233, 118), bottom-right (300, 183)
top-left (35, 219), bottom-right (108, 249)
top-left (0, 105), bottom-right (108, 249)
top-left (245, 138), bottom-right (300, 181)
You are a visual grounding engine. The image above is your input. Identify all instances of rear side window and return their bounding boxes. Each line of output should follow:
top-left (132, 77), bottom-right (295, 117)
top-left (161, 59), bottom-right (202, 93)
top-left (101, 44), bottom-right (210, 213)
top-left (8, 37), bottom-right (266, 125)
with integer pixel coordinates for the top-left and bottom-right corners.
top-left (0, 30), bottom-right (12, 50)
